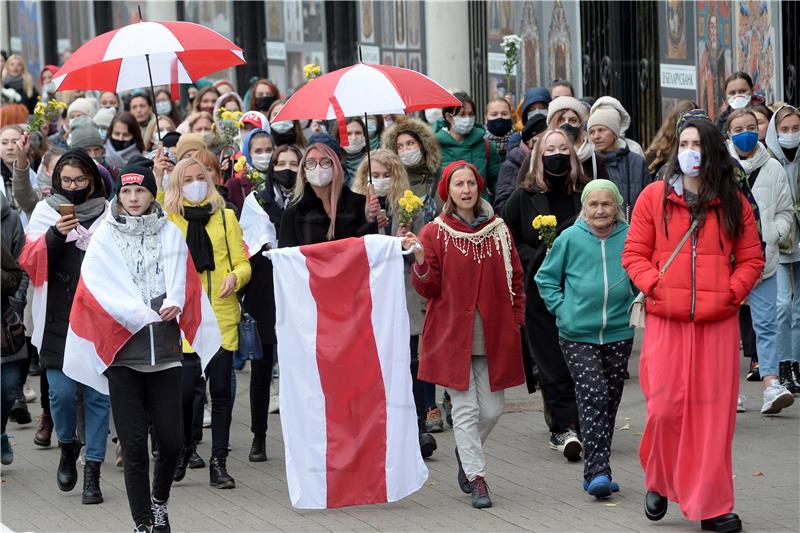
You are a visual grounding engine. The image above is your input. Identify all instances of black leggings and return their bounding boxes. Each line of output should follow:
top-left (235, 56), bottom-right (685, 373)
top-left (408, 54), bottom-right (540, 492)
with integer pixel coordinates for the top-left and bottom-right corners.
top-left (409, 335), bottom-right (428, 433)
top-left (107, 366), bottom-right (183, 527)
top-left (249, 344), bottom-right (276, 437)
top-left (181, 350), bottom-right (232, 457)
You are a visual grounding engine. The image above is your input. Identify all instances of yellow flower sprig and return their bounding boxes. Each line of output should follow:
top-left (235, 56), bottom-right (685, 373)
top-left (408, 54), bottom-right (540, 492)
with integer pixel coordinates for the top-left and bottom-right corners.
top-left (303, 63), bottom-right (322, 80)
top-left (532, 214), bottom-right (558, 249)
top-left (214, 108), bottom-right (243, 149)
top-left (234, 155), bottom-right (264, 188)
top-left (233, 156), bottom-right (247, 174)
top-left (398, 190), bottom-right (423, 226)
top-left (29, 97), bottom-right (67, 133)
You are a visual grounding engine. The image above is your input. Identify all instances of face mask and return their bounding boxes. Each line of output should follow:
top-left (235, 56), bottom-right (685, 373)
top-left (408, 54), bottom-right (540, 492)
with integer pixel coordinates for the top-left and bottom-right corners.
top-left (778, 132), bottom-right (800, 149)
top-left (678, 148), bottom-right (702, 177)
top-left (371, 177), bottom-right (392, 197)
top-left (110, 138), bottom-right (134, 151)
top-left (271, 128), bottom-right (297, 146)
top-left (730, 130), bottom-right (758, 153)
top-left (270, 120), bottom-right (294, 134)
top-left (542, 153), bottom-right (571, 176)
top-left (486, 118), bottom-right (513, 137)
top-left (559, 123), bottom-right (581, 143)
top-left (343, 137), bottom-right (366, 155)
top-left (97, 128), bottom-right (107, 139)
top-left (399, 148), bottom-right (423, 167)
top-left (60, 187), bottom-right (91, 205)
top-left (155, 101), bottom-right (172, 115)
top-left (182, 180), bottom-right (208, 203)
top-left (728, 94), bottom-right (751, 110)
top-left (424, 108), bottom-right (442, 124)
top-left (452, 116), bottom-right (475, 135)
top-left (255, 95), bottom-right (277, 112)
top-left (251, 153), bottom-right (272, 171)
top-left (305, 167), bottom-right (333, 187)
top-left (367, 120), bottom-right (378, 136)
top-left (527, 109), bottom-right (547, 120)
top-left (272, 168), bottom-right (297, 189)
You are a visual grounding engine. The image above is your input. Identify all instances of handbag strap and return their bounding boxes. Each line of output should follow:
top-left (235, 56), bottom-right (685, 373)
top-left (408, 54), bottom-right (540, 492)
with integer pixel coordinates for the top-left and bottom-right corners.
top-left (660, 219), bottom-right (698, 275)
top-left (219, 207), bottom-right (234, 271)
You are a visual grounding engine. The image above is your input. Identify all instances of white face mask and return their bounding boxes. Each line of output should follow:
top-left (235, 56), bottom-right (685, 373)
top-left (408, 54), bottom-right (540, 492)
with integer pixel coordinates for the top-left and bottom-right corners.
top-left (343, 137), bottom-right (366, 155)
top-left (366, 120), bottom-right (378, 136)
top-left (728, 94), bottom-right (751, 110)
top-left (270, 120), bottom-right (294, 134)
top-left (678, 148), bottom-right (702, 177)
top-left (527, 109), bottom-right (548, 120)
top-left (251, 153), bottom-right (272, 171)
top-left (399, 148), bottom-right (423, 167)
top-left (306, 167), bottom-right (333, 187)
top-left (778, 132), bottom-right (800, 149)
top-left (155, 101), bottom-right (172, 115)
top-left (453, 116), bottom-right (475, 135)
top-left (183, 180), bottom-right (208, 203)
top-left (371, 177), bottom-right (392, 197)
top-left (424, 108), bottom-right (442, 124)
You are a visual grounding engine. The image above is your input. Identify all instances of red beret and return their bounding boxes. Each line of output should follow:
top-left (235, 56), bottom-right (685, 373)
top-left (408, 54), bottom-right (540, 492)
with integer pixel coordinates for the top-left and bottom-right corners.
top-left (437, 160), bottom-right (485, 202)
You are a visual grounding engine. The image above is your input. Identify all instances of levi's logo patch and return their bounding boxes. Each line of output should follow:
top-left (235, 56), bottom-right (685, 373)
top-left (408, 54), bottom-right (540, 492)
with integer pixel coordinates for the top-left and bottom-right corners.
top-left (121, 173), bottom-right (144, 186)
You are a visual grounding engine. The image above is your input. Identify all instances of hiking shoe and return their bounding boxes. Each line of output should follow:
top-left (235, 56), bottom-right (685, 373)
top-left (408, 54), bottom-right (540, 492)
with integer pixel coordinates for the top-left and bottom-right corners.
top-left (1, 434), bottom-right (13, 465)
top-left (746, 358), bottom-right (760, 382)
top-left (151, 497), bottom-right (170, 532)
top-left (761, 380), bottom-right (795, 415)
top-left (549, 429), bottom-right (582, 462)
top-left (426, 407), bottom-right (443, 433)
top-left (455, 448), bottom-right (471, 493)
top-left (469, 476), bottom-right (492, 509)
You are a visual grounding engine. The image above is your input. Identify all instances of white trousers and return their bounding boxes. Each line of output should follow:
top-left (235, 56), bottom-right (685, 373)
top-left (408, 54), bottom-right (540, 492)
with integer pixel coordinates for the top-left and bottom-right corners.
top-left (447, 355), bottom-right (505, 480)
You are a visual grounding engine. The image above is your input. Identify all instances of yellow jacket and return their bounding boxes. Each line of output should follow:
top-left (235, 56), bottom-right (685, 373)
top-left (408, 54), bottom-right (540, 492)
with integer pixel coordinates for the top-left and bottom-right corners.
top-left (168, 203), bottom-right (252, 352)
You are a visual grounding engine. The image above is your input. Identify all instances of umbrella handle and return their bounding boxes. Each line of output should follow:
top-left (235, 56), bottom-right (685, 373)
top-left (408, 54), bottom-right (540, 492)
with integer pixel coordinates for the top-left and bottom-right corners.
top-left (364, 112), bottom-right (372, 184)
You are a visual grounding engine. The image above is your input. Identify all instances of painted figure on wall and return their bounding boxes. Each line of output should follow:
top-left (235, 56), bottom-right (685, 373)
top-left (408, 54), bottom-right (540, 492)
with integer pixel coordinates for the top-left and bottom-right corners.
top-left (697, 1), bottom-right (732, 121)
top-left (666, 0), bottom-right (688, 60)
top-left (521, 1), bottom-right (541, 88)
top-left (736, 0), bottom-right (777, 103)
top-left (548, 0), bottom-right (572, 83)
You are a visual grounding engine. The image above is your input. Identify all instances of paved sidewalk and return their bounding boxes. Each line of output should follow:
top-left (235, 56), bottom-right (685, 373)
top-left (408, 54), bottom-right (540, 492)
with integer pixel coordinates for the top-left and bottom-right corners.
top-left (2, 339), bottom-right (798, 532)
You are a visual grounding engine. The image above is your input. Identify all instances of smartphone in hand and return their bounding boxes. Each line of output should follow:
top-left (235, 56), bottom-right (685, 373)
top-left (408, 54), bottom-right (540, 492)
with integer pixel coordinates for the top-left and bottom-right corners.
top-left (59, 203), bottom-right (76, 218)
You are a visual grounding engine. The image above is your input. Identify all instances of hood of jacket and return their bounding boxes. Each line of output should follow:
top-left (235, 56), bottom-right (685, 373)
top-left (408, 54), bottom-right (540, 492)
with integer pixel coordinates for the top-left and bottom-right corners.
top-left (519, 87), bottom-right (551, 120)
top-left (213, 92), bottom-right (245, 129)
top-left (381, 116), bottom-right (441, 176)
top-left (591, 96), bottom-right (632, 136)
top-left (765, 105), bottom-right (800, 165)
top-left (242, 128), bottom-right (272, 167)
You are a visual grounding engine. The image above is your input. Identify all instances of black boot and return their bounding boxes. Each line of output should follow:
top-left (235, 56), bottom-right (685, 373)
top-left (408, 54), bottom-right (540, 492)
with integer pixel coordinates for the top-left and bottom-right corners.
top-left (779, 361), bottom-right (797, 394)
top-left (9, 397), bottom-right (32, 425)
top-left (701, 513), bottom-right (742, 532)
top-left (151, 497), bottom-right (171, 533)
top-left (82, 460), bottom-right (103, 504)
top-left (419, 432), bottom-right (437, 459)
top-left (248, 435), bottom-right (267, 462)
top-left (746, 357), bottom-right (760, 381)
top-left (187, 446), bottom-right (205, 469)
top-left (173, 444), bottom-right (192, 482)
top-left (644, 491), bottom-right (668, 521)
top-left (209, 455), bottom-right (235, 489)
top-left (792, 363), bottom-right (800, 395)
top-left (57, 440), bottom-right (82, 491)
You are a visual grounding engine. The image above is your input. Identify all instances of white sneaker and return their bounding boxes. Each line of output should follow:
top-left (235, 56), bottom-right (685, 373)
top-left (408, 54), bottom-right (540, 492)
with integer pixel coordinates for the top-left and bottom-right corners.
top-left (22, 383), bottom-right (37, 403)
top-left (737, 395), bottom-right (746, 413)
top-left (203, 406), bottom-right (212, 428)
top-left (761, 380), bottom-right (795, 415)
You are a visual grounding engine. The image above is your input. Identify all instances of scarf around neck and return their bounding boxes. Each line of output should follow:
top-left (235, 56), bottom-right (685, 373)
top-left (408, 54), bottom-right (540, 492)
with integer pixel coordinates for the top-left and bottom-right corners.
top-left (46, 194), bottom-right (107, 222)
top-left (183, 204), bottom-right (216, 273)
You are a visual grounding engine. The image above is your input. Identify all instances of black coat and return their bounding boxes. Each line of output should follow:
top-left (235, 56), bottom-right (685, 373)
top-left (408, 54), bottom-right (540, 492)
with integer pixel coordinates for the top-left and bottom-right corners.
top-left (493, 146), bottom-right (528, 214)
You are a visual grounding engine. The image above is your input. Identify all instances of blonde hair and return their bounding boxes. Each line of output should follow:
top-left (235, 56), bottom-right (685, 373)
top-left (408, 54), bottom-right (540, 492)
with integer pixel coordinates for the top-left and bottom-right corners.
top-left (644, 99), bottom-right (697, 174)
top-left (775, 105), bottom-right (800, 128)
top-left (521, 129), bottom-right (586, 193)
top-left (293, 143), bottom-right (345, 240)
top-left (351, 149), bottom-right (410, 215)
top-left (187, 111), bottom-right (214, 132)
top-left (143, 116), bottom-right (177, 151)
top-left (2, 54), bottom-right (35, 98)
top-left (163, 158), bottom-right (226, 216)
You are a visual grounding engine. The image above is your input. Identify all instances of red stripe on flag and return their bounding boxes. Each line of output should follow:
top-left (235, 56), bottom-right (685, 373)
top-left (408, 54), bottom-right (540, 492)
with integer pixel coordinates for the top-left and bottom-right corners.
top-left (302, 238), bottom-right (388, 508)
top-left (180, 254), bottom-right (203, 345)
top-left (19, 235), bottom-right (49, 287)
top-left (70, 278), bottom-right (132, 365)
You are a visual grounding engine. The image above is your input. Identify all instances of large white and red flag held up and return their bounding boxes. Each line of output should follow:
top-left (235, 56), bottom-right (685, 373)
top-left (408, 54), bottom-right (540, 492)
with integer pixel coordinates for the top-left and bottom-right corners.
top-left (269, 235), bottom-right (428, 509)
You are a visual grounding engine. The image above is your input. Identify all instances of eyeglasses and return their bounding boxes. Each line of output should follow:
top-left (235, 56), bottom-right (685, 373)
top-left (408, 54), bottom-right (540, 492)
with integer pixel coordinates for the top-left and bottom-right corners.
top-left (60, 176), bottom-right (89, 187)
top-left (303, 158), bottom-right (334, 170)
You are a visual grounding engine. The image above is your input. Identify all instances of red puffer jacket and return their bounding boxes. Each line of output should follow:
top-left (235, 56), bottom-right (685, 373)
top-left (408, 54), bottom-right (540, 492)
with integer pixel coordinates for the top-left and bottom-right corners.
top-left (622, 180), bottom-right (763, 322)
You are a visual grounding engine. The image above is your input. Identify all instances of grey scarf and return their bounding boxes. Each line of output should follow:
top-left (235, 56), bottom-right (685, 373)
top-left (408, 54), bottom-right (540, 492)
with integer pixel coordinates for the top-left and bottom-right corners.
top-left (46, 194), bottom-right (106, 222)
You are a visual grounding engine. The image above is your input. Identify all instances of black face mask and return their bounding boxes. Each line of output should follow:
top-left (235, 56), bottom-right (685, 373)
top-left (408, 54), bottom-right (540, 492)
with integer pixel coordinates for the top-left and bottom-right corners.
top-left (559, 123), bottom-right (581, 143)
top-left (110, 138), bottom-right (135, 151)
top-left (254, 95), bottom-right (277, 112)
top-left (272, 168), bottom-right (297, 190)
top-left (271, 128), bottom-right (297, 147)
top-left (60, 187), bottom-right (91, 205)
top-left (486, 118), bottom-right (513, 137)
top-left (543, 153), bottom-right (571, 176)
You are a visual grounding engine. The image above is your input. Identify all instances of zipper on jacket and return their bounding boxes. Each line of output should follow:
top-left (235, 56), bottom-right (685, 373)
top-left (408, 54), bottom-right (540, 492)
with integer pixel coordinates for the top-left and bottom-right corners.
top-left (690, 229), bottom-right (697, 321)
top-left (600, 240), bottom-right (608, 345)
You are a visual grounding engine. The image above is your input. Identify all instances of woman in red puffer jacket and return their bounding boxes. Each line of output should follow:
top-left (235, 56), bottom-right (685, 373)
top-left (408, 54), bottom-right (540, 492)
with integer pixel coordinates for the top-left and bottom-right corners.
top-left (622, 118), bottom-right (763, 533)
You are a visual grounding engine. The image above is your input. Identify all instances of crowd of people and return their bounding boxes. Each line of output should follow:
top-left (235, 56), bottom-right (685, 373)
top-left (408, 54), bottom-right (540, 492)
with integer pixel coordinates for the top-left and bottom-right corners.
top-left (1, 48), bottom-right (799, 533)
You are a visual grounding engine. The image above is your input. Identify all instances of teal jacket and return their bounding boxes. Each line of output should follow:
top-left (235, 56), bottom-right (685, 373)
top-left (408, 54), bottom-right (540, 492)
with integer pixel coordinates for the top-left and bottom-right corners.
top-left (436, 124), bottom-right (502, 198)
top-left (534, 218), bottom-right (635, 345)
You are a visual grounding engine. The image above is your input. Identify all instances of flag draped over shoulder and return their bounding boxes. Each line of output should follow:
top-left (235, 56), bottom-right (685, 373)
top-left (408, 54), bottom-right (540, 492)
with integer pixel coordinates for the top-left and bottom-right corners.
top-left (61, 213), bottom-right (221, 394)
top-left (269, 234), bottom-right (428, 509)
top-left (239, 191), bottom-right (277, 257)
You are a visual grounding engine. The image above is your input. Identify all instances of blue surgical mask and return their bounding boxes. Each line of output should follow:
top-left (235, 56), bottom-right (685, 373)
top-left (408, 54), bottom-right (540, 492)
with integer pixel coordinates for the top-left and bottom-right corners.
top-left (730, 130), bottom-right (758, 153)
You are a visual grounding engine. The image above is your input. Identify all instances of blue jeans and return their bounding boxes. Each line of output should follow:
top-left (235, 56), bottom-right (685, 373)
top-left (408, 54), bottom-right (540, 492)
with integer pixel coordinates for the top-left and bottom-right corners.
top-left (1, 360), bottom-right (22, 435)
top-left (47, 368), bottom-right (110, 462)
top-left (749, 274), bottom-right (779, 378)
top-left (776, 262), bottom-right (800, 363)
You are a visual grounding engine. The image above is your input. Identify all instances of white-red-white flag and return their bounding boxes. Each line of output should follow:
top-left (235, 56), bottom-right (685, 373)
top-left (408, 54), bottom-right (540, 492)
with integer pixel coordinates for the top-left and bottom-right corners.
top-left (269, 235), bottom-right (428, 509)
top-left (59, 213), bottom-right (221, 394)
top-left (239, 191), bottom-right (276, 257)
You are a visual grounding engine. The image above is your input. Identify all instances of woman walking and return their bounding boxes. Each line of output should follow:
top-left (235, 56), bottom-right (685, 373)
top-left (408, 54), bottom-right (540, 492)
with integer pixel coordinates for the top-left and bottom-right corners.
top-left (623, 119), bottom-right (763, 532)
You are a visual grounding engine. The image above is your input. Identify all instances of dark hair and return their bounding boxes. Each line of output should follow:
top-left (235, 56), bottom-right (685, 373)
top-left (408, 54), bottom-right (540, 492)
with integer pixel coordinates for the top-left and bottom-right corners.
top-left (550, 79), bottom-right (575, 96)
top-left (442, 91), bottom-right (476, 120)
top-left (53, 149), bottom-right (104, 200)
top-left (154, 88), bottom-right (182, 124)
top-left (723, 71), bottom-right (754, 92)
top-left (106, 111), bottom-right (145, 153)
top-left (395, 129), bottom-right (427, 161)
top-left (128, 92), bottom-right (152, 109)
top-left (661, 119), bottom-right (743, 239)
top-left (345, 117), bottom-right (366, 135)
top-left (750, 105), bottom-right (773, 122)
top-left (248, 79), bottom-right (281, 111)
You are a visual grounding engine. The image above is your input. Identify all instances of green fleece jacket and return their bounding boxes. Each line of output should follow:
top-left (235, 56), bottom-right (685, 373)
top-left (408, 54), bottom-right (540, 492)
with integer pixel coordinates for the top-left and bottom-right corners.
top-left (534, 218), bottom-right (635, 345)
top-left (436, 124), bottom-right (502, 198)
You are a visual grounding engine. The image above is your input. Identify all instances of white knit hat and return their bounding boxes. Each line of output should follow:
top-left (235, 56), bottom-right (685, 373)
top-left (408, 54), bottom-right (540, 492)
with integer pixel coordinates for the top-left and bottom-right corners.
top-left (546, 96), bottom-right (588, 127)
top-left (93, 107), bottom-right (116, 129)
top-left (587, 107), bottom-right (621, 137)
top-left (67, 97), bottom-right (98, 119)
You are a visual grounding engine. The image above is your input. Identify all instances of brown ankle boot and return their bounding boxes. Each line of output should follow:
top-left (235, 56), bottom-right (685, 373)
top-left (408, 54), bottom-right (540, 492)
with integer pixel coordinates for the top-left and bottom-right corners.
top-left (34, 411), bottom-right (53, 447)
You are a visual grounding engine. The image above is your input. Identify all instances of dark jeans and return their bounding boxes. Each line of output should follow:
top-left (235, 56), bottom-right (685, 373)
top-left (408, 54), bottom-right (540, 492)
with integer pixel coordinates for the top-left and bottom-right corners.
top-left (1, 360), bottom-right (22, 434)
top-left (181, 350), bottom-right (232, 457)
top-left (739, 305), bottom-right (758, 359)
top-left (107, 366), bottom-right (183, 527)
top-left (559, 338), bottom-right (633, 482)
top-left (409, 335), bottom-right (429, 433)
top-left (249, 344), bottom-right (276, 437)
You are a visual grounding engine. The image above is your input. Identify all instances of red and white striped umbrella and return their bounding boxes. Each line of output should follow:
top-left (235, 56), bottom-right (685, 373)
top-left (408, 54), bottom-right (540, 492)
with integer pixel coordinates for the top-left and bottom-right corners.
top-left (52, 21), bottom-right (245, 93)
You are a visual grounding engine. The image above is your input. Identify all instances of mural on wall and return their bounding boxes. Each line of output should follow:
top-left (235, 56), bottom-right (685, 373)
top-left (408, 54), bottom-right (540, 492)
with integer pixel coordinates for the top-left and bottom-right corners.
top-left (520, 1), bottom-right (541, 88)
top-left (358, 1), bottom-right (425, 70)
top-left (360, 0), bottom-right (375, 44)
top-left (488, 0), bottom-right (515, 39)
top-left (548, 0), bottom-right (572, 82)
top-left (696, 0), bottom-right (733, 121)
top-left (666, 0), bottom-right (688, 60)
top-left (659, 1), bottom-right (696, 121)
top-left (735, 0), bottom-right (778, 103)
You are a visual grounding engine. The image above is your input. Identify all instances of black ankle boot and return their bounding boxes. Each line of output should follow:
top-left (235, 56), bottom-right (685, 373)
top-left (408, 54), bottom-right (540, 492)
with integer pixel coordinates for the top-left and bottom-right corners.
top-left (701, 512), bottom-right (742, 532)
top-left (173, 444), bottom-right (192, 482)
top-left (82, 460), bottom-right (103, 504)
top-left (779, 361), bottom-right (797, 393)
top-left (209, 455), bottom-right (235, 489)
top-left (791, 363), bottom-right (800, 395)
top-left (419, 432), bottom-right (437, 459)
top-left (248, 435), bottom-right (267, 462)
top-left (57, 440), bottom-right (82, 491)
top-left (644, 491), bottom-right (668, 521)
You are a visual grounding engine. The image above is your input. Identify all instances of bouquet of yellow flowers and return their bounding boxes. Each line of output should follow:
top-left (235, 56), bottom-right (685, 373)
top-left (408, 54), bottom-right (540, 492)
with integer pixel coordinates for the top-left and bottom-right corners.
top-left (532, 214), bottom-right (557, 249)
top-left (29, 97), bottom-right (67, 133)
top-left (214, 107), bottom-right (243, 149)
top-left (303, 63), bottom-right (322, 80)
top-left (233, 155), bottom-right (264, 189)
top-left (398, 190), bottom-right (423, 227)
